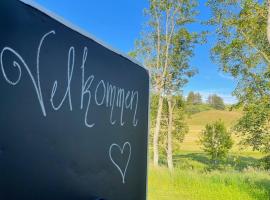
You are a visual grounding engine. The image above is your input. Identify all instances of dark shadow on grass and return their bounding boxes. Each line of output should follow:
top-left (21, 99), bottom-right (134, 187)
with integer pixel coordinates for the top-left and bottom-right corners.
top-left (173, 153), bottom-right (260, 171)
top-left (226, 155), bottom-right (259, 170)
top-left (248, 179), bottom-right (270, 200)
top-left (174, 153), bottom-right (210, 165)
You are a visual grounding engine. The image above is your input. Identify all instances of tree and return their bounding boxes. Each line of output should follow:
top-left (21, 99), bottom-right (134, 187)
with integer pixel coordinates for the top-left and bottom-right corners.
top-left (194, 92), bottom-right (202, 104)
top-left (267, 0), bottom-right (270, 44)
top-left (150, 94), bottom-right (188, 170)
top-left (200, 120), bottom-right (233, 165)
top-left (207, 94), bottom-right (225, 110)
top-left (132, 0), bottom-right (202, 167)
top-left (207, 0), bottom-right (270, 154)
top-left (207, 0), bottom-right (270, 105)
top-left (165, 95), bottom-right (188, 170)
top-left (187, 91), bottom-right (202, 105)
top-left (187, 91), bottom-right (195, 104)
top-left (234, 102), bottom-right (270, 153)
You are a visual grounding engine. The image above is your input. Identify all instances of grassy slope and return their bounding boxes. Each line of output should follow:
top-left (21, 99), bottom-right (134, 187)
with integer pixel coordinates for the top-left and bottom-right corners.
top-left (186, 109), bottom-right (242, 127)
top-left (182, 109), bottom-right (241, 152)
top-left (148, 109), bottom-right (270, 200)
top-left (182, 109), bottom-right (257, 153)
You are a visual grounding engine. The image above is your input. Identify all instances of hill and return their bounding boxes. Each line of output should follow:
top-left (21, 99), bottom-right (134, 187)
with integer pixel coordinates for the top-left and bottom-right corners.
top-left (187, 109), bottom-right (242, 127)
top-left (181, 109), bottom-right (243, 152)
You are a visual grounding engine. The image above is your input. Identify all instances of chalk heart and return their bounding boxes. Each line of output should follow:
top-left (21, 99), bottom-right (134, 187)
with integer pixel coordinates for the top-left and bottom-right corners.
top-left (109, 142), bottom-right (131, 184)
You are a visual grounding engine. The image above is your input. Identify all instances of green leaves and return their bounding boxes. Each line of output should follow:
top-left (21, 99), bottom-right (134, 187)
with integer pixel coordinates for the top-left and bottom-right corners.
top-left (235, 102), bottom-right (270, 153)
top-left (132, 0), bottom-right (203, 94)
top-left (200, 120), bottom-right (233, 164)
top-left (207, 94), bottom-right (226, 110)
top-left (209, 0), bottom-right (270, 94)
top-left (208, 0), bottom-right (270, 154)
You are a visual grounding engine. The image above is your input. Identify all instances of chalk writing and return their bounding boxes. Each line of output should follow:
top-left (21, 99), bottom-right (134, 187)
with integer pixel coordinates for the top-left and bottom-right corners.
top-left (109, 142), bottom-right (131, 184)
top-left (50, 46), bottom-right (75, 111)
top-left (0, 30), bottom-right (139, 128)
top-left (0, 30), bottom-right (56, 117)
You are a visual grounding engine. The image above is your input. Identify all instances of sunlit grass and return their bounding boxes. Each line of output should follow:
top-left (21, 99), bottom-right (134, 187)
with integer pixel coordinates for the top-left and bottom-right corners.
top-left (148, 109), bottom-right (270, 200)
top-left (183, 109), bottom-right (254, 153)
top-left (148, 166), bottom-right (270, 200)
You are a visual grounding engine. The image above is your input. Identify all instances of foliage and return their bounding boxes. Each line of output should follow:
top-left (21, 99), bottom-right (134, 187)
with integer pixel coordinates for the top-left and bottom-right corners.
top-left (260, 155), bottom-right (270, 170)
top-left (234, 102), bottom-right (270, 153)
top-left (133, 0), bottom-right (202, 91)
top-left (187, 91), bottom-right (202, 105)
top-left (200, 120), bottom-right (233, 164)
top-left (207, 94), bottom-right (226, 110)
top-left (132, 0), bottom-right (206, 167)
top-left (207, 0), bottom-right (270, 153)
top-left (168, 96), bottom-right (189, 152)
top-left (153, 95), bottom-right (188, 157)
top-left (150, 94), bottom-right (160, 124)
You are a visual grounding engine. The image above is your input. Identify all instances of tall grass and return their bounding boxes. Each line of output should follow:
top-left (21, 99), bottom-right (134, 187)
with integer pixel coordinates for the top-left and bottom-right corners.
top-left (148, 166), bottom-right (270, 200)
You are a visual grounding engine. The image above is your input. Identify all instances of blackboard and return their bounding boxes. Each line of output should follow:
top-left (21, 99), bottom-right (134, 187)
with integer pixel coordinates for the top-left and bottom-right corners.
top-left (0, 0), bottom-right (149, 199)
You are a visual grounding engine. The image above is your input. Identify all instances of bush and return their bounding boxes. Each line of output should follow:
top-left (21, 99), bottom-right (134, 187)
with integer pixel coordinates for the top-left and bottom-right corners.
top-left (260, 155), bottom-right (270, 170)
top-left (200, 120), bottom-right (233, 166)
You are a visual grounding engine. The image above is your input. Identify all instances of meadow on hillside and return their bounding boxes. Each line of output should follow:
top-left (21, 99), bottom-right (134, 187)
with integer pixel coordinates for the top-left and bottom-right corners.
top-left (148, 109), bottom-right (270, 200)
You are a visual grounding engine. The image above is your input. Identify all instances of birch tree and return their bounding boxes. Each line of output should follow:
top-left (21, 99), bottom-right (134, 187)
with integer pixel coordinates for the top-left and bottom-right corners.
top-left (267, 0), bottom-right (270, 44)
top-left (208, 0), bottom-right (270, 155)
top-left (166, 96), bottom-right (188, 170)
top-left (163, 28), bottom-right (198, 170)
top-left (132, 0), bottom-right (200, 167)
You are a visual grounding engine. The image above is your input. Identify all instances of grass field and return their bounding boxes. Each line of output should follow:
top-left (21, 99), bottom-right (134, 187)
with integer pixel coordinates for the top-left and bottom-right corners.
top-left (182, 109), bottom-right (242, 152)
top-left (148, 166), bottom-right (270, 200)
top-left (148, 109), bottom-right (270, 200)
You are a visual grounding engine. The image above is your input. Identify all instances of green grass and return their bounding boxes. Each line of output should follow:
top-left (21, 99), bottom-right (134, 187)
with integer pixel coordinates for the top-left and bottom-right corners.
top-left (173, 152), bottom-right (261, 171)
top-left (186, 104), bottom-right (213, 115)
top-left (186, 109), bottom-right (242, 127)
top-left (149, 151), bottom-right (270, 200)
top-left (148, 109), bottom-right (270, 200)
top-left (182, 109), bottom-right (254, 153)
top-left (148, 166), bottom-right (270, 200)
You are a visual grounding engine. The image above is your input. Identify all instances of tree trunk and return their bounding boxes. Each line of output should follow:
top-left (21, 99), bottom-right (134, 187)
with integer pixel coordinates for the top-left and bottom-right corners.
top-left (267, 0), bottom-right (270, 45)
top-left (152, 7), bottom-right (162, 168)
top-left (153, 95), bottom-right (163, 167)
top-left (167, 98), bottom-right (174, 171)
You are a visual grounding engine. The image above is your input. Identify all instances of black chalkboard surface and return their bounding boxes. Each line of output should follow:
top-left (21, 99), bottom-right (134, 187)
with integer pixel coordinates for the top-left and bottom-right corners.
top-left (0, 0), bottom-right (149, 199)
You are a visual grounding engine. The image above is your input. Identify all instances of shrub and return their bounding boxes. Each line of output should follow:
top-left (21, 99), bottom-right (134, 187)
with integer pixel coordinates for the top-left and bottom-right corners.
top-left (260, 155), bottom-right (270, 170)
top-left (200, 120), bottom-right (233, 166)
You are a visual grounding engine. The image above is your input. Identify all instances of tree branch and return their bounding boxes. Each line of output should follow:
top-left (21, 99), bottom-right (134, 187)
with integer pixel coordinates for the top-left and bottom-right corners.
top-left (240, 31), bottom-right (270, 65)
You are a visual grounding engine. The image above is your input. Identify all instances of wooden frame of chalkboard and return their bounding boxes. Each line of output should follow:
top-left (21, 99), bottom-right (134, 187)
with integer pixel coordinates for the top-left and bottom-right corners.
top-left (0, 0), bottom-right (150, 199)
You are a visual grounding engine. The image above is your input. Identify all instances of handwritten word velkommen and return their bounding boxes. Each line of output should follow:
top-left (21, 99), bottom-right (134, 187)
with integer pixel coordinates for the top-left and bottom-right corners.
top-left (0, 30), bottom-right (139, 128)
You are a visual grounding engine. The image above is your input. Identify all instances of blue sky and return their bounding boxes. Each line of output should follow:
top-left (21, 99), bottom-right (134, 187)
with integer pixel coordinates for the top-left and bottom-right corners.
top-left (34, 0), bottom-right (237, 104)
